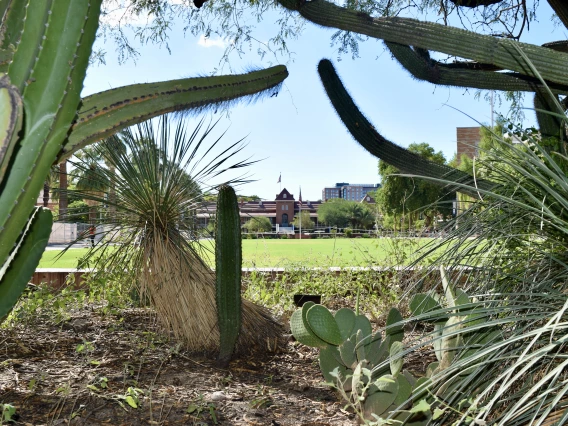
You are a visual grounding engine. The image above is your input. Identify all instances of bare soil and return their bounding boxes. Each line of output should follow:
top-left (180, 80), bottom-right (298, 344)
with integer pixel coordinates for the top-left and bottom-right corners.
top-left (0, 304), bottom-right (433, 426)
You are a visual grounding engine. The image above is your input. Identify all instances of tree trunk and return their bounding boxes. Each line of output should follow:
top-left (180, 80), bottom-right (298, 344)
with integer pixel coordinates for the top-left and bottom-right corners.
top-left (59, 161), bottom-right (68, 221)
top-left (108, 165), bottom-right (116, 222)
top-left (43, 181), bottom-right (50, 207)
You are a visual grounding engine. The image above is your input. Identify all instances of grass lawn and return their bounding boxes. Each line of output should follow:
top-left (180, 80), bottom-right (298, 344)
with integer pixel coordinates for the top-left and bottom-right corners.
top-left (38, 237), bottom-right (440, 269)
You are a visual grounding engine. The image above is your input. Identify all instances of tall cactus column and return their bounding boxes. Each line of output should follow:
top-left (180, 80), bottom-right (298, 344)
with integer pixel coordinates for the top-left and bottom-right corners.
top-left (215, 185), bottom-right (242, 366)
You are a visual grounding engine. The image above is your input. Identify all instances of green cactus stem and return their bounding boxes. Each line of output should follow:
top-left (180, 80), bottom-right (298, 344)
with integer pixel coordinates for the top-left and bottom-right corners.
top-left (215, 185), bottom-right (242, 366)
top-left (549, 0), bottom-right (568, 29)
top-left (61, 66), bottom-right (288, 160)
top-left (0, 207), bottom-right (52, 319)
top-left (0, 1), bottom-right (26, 73)
top-left (385, 42), bottom-right (568, 94)
top-left (534, 91), bottom-right (565, 139)
top-left (0, 0), bottom-right (101, 282)
top-left (317, 59), bottom-right (494, 197)
top-left (277, 0), bottom-right (568, 87)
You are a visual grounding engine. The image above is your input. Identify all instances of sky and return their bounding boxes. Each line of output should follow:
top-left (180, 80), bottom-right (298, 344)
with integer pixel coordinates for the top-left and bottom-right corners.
top-left (81, 1), bottom-right (563, 202)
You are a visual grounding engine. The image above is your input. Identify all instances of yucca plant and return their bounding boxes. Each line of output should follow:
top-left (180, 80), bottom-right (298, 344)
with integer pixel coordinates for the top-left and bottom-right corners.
top-left (69, 115), bottom-right (282, 353)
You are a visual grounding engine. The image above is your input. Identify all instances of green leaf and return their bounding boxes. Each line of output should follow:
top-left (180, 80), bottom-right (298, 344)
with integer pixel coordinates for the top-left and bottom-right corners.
top-left (389, 341), bottom-right (404, 376)
top-left (410, 399), bottom-right (431, 413)
top-left (125, 395), bottom-right (138, 408)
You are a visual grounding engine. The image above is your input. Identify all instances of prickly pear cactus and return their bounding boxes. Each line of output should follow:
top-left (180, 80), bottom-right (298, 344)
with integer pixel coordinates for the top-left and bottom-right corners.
top-left (290, 303), bottom-right (423, 422)
top-left (215, 185), bottom-right (242, 366)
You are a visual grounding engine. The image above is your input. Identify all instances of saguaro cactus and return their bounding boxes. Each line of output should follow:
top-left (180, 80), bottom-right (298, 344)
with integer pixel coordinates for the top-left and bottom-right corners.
top-left (215, 185), bottom-right (242, 366)
top-left (0, 0), bottom-right (288, 318)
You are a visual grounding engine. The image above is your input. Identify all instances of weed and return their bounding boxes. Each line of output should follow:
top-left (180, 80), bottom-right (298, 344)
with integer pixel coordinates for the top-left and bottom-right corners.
top-left (0, 404), bottom-right (15, 425)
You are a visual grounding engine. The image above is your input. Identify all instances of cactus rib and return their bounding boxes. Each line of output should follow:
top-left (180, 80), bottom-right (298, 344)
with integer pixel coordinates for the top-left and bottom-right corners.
top-left (317, 59), bottom-right (494, 197)
top-left (0, 0), bottom-right (26, 73)
top-left (215, 185), bottom-right (242, 366)
top-left (60, 66), bottom-right (288, 160)
top-left (0, 74), bottom-right (22, 183)
top-left (277, 0), bottom-right (568, 87)
top-left (0, 207), bottom-right (52, 320)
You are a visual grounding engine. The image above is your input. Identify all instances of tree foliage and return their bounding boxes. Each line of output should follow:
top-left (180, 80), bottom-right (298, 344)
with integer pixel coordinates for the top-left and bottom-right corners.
top-left (377, 142), bottom-right (453, 229)
top-left (291, 210), bottom-right (313, 229)
top-left (317, 198), bottom-right (374, 229)
top-left (243, 216), bottom-right (272, 232)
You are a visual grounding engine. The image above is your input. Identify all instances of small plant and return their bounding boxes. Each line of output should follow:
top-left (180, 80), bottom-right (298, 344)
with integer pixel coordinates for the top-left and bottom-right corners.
top-left (344, 227), bottom-right (353, 237)
top-left (1, 404), bottom-right (16, 425)
top-left (290, 303), bottom-right (431, 423)
top-left (187, 394), bottom-right (218, 424)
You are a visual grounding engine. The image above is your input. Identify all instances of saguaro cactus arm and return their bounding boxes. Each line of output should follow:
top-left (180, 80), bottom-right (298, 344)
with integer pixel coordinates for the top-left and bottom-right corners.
top-left (277, 0), bottom-right (568, 88)
top-left (61, 66), bottom-right (288, 160)
top-left (385, 42), bottom-right (568, 94)
top-left (548, 0), bottom-right (568, 29)
top-left (317, 59), bottom-right (494, 196)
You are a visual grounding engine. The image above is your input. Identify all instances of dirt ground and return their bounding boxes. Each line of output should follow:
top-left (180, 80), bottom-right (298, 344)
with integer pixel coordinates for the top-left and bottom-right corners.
top-left (0, 304), bottom-right (433, 426)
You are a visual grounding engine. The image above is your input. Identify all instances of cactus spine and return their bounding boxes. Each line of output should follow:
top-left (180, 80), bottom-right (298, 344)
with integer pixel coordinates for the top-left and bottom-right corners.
top-left (0, 0), bottom-right (288, 317)
top-left (215, 185), bottom-right (242, 366)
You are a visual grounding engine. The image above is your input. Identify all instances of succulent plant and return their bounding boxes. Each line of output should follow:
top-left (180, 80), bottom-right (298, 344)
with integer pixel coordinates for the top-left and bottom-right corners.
top-left (215, 185), bottom-right (242, 366)
top-left (0, 0), bottom-right (288, 318)
top-left (290, 303), bottom-right (428, 422)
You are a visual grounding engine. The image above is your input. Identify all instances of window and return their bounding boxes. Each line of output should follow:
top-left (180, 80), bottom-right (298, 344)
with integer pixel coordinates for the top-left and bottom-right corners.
top-left (283, 194), bottom-right (287, 199)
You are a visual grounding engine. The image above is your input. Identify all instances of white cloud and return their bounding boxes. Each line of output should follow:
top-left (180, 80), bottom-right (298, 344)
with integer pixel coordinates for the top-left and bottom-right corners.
top-left (197, 35), bottom-right (229, 49)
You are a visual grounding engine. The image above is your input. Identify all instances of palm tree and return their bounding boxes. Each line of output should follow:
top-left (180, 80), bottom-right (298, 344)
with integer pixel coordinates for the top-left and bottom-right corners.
top-left (74, 148), bottom-right (109, 224)
top-left (70, 116), bottom-right (282, 354)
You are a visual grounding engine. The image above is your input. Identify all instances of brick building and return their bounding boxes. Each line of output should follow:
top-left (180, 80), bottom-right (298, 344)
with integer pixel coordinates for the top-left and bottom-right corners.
top-left (456, 127), bottom-right (481, 161)
top-left (196, 188), bottom-right (322, 230)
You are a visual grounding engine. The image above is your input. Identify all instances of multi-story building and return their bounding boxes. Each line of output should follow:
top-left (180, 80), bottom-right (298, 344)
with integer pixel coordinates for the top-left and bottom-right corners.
top-left (322, 182), bottom-right (380, 202)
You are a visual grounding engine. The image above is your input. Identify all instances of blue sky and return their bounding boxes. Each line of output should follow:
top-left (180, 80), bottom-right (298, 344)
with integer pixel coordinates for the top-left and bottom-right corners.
top-left (82, 2), bottom-right (561, 202)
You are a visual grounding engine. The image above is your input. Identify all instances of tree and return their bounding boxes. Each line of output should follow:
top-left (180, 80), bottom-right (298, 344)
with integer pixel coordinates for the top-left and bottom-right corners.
top-left (317, 199), bottom-right (374, 229)
top-left (378, 142), bottom-right (453, 230)
top-left (292, 211), bottom-right (313, 230)
top-left (243, 217), bottom-right (272, 232)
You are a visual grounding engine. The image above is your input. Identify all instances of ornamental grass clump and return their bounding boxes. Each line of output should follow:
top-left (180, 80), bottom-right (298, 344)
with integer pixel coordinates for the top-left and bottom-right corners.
top-left (70, 116), bottom-right (282, 354)
top-left (400, 121), bottom-right (568, 425)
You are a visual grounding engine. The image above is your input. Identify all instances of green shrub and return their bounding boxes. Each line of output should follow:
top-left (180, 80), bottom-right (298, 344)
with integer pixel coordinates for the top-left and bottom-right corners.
top-left (243, 217), bottom-right (272, 233)
top-left (344, 227), bottom-right (353, 237)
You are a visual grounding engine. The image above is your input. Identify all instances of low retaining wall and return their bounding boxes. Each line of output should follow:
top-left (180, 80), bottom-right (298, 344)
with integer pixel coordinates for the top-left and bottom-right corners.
top-left (33, 267), bottom-right (471, 290)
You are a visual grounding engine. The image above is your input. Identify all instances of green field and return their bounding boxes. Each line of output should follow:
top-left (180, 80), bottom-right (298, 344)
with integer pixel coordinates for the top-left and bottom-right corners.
top-left (39, 238), bottom-right (440, 269)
